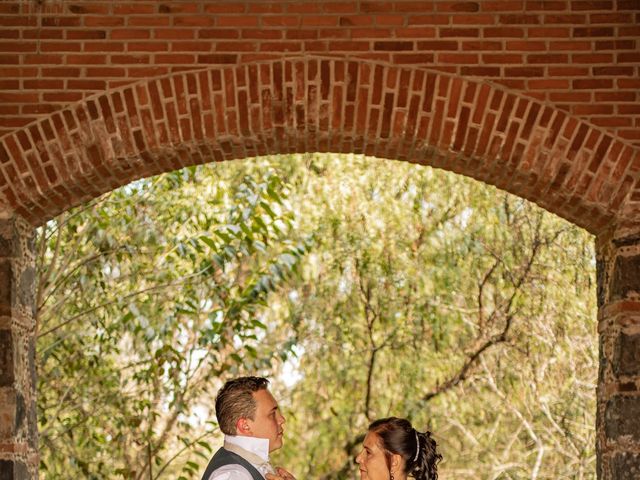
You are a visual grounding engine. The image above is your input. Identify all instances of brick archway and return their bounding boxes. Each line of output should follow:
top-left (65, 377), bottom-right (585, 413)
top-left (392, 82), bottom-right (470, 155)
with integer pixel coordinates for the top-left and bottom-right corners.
top-left (2, 56), bottom-right (640, 479)
top-left (1, 56), bottom-right (639, 232)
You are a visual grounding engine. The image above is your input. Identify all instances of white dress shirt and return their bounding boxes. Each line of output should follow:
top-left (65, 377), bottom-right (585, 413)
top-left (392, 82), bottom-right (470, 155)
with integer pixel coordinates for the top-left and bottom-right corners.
top-left (207, 435), bottom-right (273, 480)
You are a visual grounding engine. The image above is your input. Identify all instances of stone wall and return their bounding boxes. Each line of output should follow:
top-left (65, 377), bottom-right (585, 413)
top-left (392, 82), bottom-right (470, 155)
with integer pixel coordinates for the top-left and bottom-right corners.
top-left (0, 215), bottom-right (37, 479)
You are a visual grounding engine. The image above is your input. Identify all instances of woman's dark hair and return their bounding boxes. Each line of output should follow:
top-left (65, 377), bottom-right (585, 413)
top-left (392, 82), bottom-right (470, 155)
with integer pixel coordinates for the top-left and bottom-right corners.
top-left (368, 417), bottom-right (442, 480)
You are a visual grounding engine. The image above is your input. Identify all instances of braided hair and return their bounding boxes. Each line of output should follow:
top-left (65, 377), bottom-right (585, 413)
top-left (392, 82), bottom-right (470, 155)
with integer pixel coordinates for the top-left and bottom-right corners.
top-left (368, 417), bottom-right (442, 480)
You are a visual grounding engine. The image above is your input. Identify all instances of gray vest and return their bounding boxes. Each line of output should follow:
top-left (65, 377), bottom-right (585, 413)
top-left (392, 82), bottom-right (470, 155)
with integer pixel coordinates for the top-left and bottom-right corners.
top-left (200, 447), bottom-right (264, 480)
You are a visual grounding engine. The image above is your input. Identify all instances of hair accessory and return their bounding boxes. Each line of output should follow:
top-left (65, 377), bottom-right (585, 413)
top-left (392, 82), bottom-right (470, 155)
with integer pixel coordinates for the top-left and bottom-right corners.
top-left (413, 430), bottom-right (420, 462)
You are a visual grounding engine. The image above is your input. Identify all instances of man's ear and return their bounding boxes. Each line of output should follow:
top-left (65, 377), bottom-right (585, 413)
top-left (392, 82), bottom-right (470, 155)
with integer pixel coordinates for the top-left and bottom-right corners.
top-left (236, 418), bottom-right (252, 436)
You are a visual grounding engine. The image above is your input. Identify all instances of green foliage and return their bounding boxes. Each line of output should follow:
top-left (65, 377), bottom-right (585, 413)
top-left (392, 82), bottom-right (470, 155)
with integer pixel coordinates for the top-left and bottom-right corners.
top-left (263, 154), bottom-right (596, 480)
top-left (36, 165), bottom-right (309, 479)
top-left (37, 153), bottom-right (596, 480)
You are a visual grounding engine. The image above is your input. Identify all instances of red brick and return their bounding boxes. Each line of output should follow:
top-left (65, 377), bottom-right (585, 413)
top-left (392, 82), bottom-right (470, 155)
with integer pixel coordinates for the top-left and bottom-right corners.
top-left (595, 40), bottom-right (635, 51)
top-left (483, 27), bottom-right (525, 37)
top-left (590, 13), bottom-right (634, 23)
top-left (85, 16), bottom-right (125, 27)
top-left (527, 53), bottom-right (569, 63)
top-left (395, 27), bottom-right (436, 38)
top-left (259, 42), bottom-right (303, 52)
top-left (0, 41), bottom-right (37, 52)
top-left (572, 79), bottom-right (613, 90)
top-left (204, 4), bottom-right (246, 13)
top-left (549, 40), bottom-right (592, 51)
top-left (84, 42), bottom-right (126, 53)
top-left (375, 15), bottom-right (405, 25)
top-left (374, 41), bottom-right (414, 51)
top-left (436, 1), bottom-right (480, 12)
top-left (352, 28), bottom-right (393, 38)
top-left (618, 52), bottom-right (640, 63)
top-left (544, 14), bottom-right (586, 23)
top-left (392, 53), bottom-right (435, 64)
top-left (505, 66), bottom-right (545, 77)
top-left (113, 4), bottom-right (156, 14)
top-left (328, 41), bottom-right (370, 51)
top-left (300, 15), bottom-right (340, 26)
top-left (461, 40), bottom-right (502, 51)
top-left (572, 53), bottom-right (613, 63)
top-left (593, 66), bottom-right (635, 76)
top-left (111, 54), bottom-right (151, 64)
top-left (499, 14), bottom-right (541, 24)
top-left (527, 26), bottom-right (571, 37)
top-left (482, 53), bottom-right (522, 63)
top-left (111, 29), bottom-right (151, 40)
top-left (127, 42), bottom-right (169, 52)
top-left (171, 16), bottom-right (214, 27)
top-left (437, 53), bottom-right (479, 64)
top-left (360, 2), bottom-right (395, 13)
top-left (440, 28), bottom-right (481, 37)
top-left (481, 1), bottom-right (524, 11)
top-left (570, 1), bottom-right (613, 10)
top-left (452, 14), bottom-right (496, 25)
top-left (155, 29), bottom-right (195, 40)
top-left (573, 27), bottom-right (614, 37)
top-left (528, 79), bottom-right (569, 89)
top-left (524, 1), bottom-right (568, 11)
top-left (461, 65), bottom-right (501, 76)
top-left (241, 29), bottom-right (284, 40)
top-left (506, 41), bottom-right (546, 51)
top-left (262, 16), bottom-right (300, 27)
top-left (199, 29), bottom-right (240, 39)
top-left (128, 16), bottom-right (171, 27)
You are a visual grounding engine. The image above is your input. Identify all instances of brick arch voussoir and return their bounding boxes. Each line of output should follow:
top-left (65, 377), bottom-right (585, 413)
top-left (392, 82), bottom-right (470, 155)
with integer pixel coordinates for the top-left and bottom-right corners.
top-left (1, 56), bottom-right (639, 234)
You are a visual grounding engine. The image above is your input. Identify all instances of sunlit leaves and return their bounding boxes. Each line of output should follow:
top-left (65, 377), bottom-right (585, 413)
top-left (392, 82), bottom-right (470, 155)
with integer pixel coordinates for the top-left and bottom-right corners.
top-left (36, 163), bottom-right (308, 479)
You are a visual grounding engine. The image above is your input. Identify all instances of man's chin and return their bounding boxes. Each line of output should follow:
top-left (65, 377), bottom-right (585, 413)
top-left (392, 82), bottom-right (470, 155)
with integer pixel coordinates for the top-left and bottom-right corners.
top-left (269, 437), bottom-right (283, 452)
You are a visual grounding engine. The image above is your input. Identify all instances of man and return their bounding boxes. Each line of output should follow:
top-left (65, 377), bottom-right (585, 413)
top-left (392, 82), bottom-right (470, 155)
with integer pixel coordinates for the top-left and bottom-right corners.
top-left (201, 376), bottom-right (294, 480)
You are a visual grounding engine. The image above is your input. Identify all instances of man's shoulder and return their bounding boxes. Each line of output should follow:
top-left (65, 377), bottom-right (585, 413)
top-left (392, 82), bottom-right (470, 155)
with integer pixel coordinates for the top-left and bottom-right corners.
top-left (207, 463), bottom-right (255, 480)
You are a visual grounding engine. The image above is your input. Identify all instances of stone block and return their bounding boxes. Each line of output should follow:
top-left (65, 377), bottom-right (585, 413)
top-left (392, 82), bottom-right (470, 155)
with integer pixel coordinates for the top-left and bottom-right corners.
top-left (0, 389), bottom-right (16, 438)
top-left (0, 330), bottom-right (14, 387)
top-left (611, 255), bottom-right (640, 301)
top-left (611, 452), bottom-right (640, 479)
top-left (27, 400), bottom-right (37, 449)
top-left (0, 260), bottom-right (12, 315)
top-left (14, 392), bottom-right (24, 437)
top-left (614, 331), bottom-right (640, 376)
top-left (0, 459), bottom-right (30, 480)
top-left (17, 267), bottom-right (35, 316)
top-left (0, 220), bottom-right (17, 259)
top-left (605, 395), bottom-right (640, 441)
top-left (596, 257), bottom-right (606, 308)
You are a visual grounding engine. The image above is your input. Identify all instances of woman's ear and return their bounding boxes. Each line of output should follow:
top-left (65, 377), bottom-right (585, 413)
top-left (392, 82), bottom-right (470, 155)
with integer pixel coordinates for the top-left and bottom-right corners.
top-left (390, 453), bottom-right (403, 474)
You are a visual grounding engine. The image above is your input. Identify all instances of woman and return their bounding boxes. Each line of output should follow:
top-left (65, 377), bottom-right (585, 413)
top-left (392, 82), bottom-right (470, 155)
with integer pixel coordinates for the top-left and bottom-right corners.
top-left (356, 417), bottom-right (442, 480)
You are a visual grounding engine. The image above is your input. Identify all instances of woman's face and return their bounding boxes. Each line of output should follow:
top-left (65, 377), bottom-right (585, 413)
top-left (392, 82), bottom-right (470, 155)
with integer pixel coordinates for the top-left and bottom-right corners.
top-left (355, 432), bottom-right (391, 480)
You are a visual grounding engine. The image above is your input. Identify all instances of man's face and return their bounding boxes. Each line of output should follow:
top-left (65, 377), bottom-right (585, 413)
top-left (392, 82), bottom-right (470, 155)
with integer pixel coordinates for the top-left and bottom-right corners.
top-left (245, 389), bottom-right (286, 452)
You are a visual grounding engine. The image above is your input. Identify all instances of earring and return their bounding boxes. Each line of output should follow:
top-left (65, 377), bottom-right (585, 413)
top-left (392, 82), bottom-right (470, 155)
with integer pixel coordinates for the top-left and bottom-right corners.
top-left (390, 474), bottom-right (394, 480)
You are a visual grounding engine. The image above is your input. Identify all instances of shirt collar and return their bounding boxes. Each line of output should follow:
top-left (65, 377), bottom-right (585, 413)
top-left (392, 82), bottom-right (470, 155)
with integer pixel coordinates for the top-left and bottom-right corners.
top-left (224, 434), bottom-right (270, 462)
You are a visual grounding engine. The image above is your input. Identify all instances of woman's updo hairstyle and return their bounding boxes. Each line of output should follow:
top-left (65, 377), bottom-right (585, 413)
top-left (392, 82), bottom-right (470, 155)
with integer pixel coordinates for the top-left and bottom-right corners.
top-left (368, 417), bottom-right (442, 480)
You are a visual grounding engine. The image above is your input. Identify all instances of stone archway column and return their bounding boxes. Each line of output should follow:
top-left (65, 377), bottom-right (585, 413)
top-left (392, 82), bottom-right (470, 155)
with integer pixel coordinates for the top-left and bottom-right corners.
top-left (597, 228), bottom-right (640, 479)
top-left (0, 213), bottom-right (37, 480)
